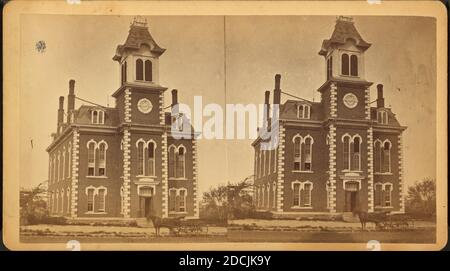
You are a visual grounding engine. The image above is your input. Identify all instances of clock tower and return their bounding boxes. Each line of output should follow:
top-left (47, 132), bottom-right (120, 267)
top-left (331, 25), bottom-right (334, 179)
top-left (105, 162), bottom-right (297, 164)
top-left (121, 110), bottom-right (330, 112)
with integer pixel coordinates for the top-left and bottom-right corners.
top-left (317, 16), bottom-right (374, 213)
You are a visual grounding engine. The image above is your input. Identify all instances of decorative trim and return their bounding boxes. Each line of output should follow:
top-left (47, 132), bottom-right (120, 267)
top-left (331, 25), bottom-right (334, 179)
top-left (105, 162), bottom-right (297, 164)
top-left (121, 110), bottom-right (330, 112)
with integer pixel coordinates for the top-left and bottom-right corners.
top-left (330, 83), bottom-right (338, 118)
top-left (192, 138), bottom-right (200, 218)
top-left (365, 86), bottom-right (371, 120)
top-left (398, 134), bottom-right (405, 213)
top-left (159, 92), bottom-right (165, 125)
top-left (70, 129), bottom-right (80, 218)
top-left (328, 124), bottom-right (337, 212)
top-left (276, 125), bottom-right (285, 212)
top-left (367, 127), bottom-right (374, 212)
top-left (124, 88), bottom-right (132, 123)
top-left (161, 132), bottom-right (169, 217)
top-left (122, 128), bottom-right (131, 217)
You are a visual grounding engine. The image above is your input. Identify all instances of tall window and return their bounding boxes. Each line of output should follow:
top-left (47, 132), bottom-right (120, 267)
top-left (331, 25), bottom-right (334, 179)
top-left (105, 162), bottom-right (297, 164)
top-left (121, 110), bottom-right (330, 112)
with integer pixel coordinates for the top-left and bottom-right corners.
top-left (272, 183), bottom-right (276, 208)
top-left (98, 188), bottom-right (106, 212)
top-left (55, 190), bottom-right (59, 213)
top-left (176, 147), bottom-right (185, 178)
top-left (145, 60), bottom-right (152, 82)
top-left (169, 189), bottom-right (177, 212)
top-left (87, 188), bottom-right (94, 212)
top-left (138, 141), bottom-right (144, 175)
top-left (384, 184), bottom-right (392, 207)
top-left (147, 142), bottom-right (155, 176)
top-left (68, 143), bottom-right (72, 178)
top-left (374, 140), bottom-right (382, 173)
top-left (382, 141), bottom-right (391, 173)
top-left (341, 53), bottom-right (349, 75)
top-left (374, 183), bottom-right (383, 207)
top-left (121, 61), bottom-right (127, 84)
top-left (168, 146), bottom-right (176, 178)
top-left (66, 187), bottom-right (70, 214)
top-left (136, 59), bottom-right (144, 80)
top-left (303, 137), bottom-right (312, 171)
top-left (352, 137), bottom-right (361, 171)
top-left (350, 55), bottom-right (358, 76)
top-left (98, 142), bottom-right (106, 176)
top-left (262, 151), bottom-right (266, 176)
top-left (169, 145), bottom-right (186, 179)
top-left (259, 150), bottom-right (262, 177)
top-left (293, 136), bottom-right (301, 170)
top-left (87, 142), bottom-right (95, 176)
top-left (293, 183), bottom-right (300, 207)
top-left (327, 56), bottom-right (333, 80)
top-left (49, 159), bottom-right (53, 185)
top-left (57, 152), bottom-right (61, 182)
top-left (62, 149), bottom-right (66, 179)
top-left (179, 189), bottom-right (186, 212)
top-left (301, 182), bottom-right (312, 207)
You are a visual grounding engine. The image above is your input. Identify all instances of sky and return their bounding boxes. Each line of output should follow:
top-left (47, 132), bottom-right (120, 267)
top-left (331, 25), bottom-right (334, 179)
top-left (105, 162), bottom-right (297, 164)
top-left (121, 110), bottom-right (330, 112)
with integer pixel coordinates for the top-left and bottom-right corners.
top-left (19, 15), bottom-right (436, 195)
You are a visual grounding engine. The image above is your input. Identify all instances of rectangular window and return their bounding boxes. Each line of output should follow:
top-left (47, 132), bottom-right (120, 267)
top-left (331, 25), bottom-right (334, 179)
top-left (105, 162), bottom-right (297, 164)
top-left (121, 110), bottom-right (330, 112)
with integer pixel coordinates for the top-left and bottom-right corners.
top-left (301, 183), bottom-right (312, 207)
top-left (176, 149), bottom-right (185, 178)
top-left (87, 189), bottom-right (94, 212)
top-left (98, 189), bottom-right (106, 212)
top-left (374, 184), bottom-right (382, 207)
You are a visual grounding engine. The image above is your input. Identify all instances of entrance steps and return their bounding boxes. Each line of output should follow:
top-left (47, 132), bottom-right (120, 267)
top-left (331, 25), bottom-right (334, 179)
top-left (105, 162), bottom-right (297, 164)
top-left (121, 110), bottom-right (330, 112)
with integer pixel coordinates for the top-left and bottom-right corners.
top-left (135, 218), bottom-right (154, 228)
top-left (342, 212), bottom-right (360, 223)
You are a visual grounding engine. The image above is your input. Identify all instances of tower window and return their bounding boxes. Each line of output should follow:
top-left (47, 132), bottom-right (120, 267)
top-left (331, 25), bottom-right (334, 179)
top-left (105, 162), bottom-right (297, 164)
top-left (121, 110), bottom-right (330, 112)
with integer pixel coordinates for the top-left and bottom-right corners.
top-left (350, 55), bottom-right (358, 76)
top-left (136, 59), bottom-right (144, 80)
top-left (341, 53), bottom-right (349, 75)
top-left (121, 61), bottom-right (127, 84)
top-left (327, 56), bottom-right (333, 80)
top-left (145, 60), bottom-right (153, 82)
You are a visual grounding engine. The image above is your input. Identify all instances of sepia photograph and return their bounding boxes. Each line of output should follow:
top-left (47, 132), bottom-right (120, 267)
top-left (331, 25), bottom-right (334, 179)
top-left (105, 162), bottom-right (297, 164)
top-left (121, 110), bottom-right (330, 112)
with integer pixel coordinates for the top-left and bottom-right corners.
top-left (3, 0), bottom-right (447, 251)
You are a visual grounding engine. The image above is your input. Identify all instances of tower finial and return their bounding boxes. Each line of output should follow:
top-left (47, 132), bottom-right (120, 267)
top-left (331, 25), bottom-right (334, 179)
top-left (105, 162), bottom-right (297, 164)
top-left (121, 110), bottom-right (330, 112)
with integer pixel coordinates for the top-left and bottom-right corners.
top-left (132, 16), bottom-right (148, 27)
top-left (336, 16), bottom-right (354, 23)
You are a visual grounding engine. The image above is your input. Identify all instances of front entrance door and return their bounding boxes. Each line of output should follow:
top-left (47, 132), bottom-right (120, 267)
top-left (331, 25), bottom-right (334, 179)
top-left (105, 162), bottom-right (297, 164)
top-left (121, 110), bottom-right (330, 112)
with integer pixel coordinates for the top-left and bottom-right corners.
top-left (139, 196), bottom-right (153, 217)
top-left (345, 191), bottom-right (358, 212)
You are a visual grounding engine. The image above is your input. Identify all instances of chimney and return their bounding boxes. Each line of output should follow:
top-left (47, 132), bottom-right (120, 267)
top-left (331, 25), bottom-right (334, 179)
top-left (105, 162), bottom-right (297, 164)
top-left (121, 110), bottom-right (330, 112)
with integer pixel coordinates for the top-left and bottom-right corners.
top-left (264, 90), bottom-right (271, 129)
top-left (377, 84), bottom-right (385, 108)
top-left (67, 80), bottom-right (75, 122)
top-left (273, 74), bottom-right (281, 105)
top-left (171, 89), bottom-right (178, 107)
top-left (57, 96), bottom-right (64, 132)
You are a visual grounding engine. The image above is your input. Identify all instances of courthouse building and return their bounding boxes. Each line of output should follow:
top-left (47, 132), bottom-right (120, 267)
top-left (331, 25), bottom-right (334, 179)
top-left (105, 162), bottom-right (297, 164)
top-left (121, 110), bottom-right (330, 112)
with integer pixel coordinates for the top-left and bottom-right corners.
top-left (252, 17), bottom-right (407, 215)
top-left (46, 18), bottom-right (199, 219)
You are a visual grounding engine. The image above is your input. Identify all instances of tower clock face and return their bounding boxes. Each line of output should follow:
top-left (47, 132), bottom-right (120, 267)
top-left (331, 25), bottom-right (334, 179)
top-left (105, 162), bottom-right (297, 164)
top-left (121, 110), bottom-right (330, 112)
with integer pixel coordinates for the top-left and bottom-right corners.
top-left (137, 98), bottom-right (153, 114)
top-left (343, 93), bottom-right (358, 109)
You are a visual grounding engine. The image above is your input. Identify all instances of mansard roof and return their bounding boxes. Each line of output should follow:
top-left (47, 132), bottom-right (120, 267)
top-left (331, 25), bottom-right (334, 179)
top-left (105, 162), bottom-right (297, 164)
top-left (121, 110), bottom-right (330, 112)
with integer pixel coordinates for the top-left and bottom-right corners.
top-left (370, 107), bottom-right (402, 127)
top-left (73, 105), bottom-right (119, 126)
top-left (319, 17), bottom-right (371, 56)
top-left (113, 20), bottom-right (166, 61)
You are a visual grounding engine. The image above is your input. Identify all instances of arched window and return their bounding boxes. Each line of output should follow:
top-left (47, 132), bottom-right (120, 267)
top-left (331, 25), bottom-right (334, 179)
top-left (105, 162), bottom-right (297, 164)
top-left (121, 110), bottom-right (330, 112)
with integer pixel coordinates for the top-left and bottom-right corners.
top-left (87, 141), bottom-right (96, 176)
top-left (303, 137), bottom-right (312, 171)
top-left (49, 158), bottom-right (53, 185)
top-left (136, 59), bottom-right (144, 80)
top-left (350, 55), bottom-right (358, 76)
top-left (377, 110), bottom-right (388, 124)
top-left (341, 53), bottom-right (349, 75)
top-left (254, 149), bottom-right (258, 178)
top-left (384, 183), bottom-right (392, 207)
top-left (293, 182), bottom-right (301, 207)
top-left (343, 135), bottom-right (351, 170)
top-left (62, 148), bottom-right (66, 179)
top-left (374, 140), bottom-right (382, 173)
top-left (179, 189), bottom-right (186, 212)
top-left (176, 146), bottom-right (186, 178)
top-left (169, 189), bottom-right (177, 212)
top-left (297, 104), bottom-right (311, 119)
top-left (137, 141), bottom-right (145, 175)
top-left (272, 182), bottom-right (276, 208)
top-left (382, 141), bottom-right (391, 173)
top-left (168, 146), bottom-right (176, 178)
top-left (259, 150), bottom-right (262, 177)
top-left (298, 105), bottom-right (304, 118)
top-left (57, 152), bottom-right (61, 181)
top-left (293, 136), bottom-right (301, 170)
top-left (145, 60), bottom-right (152, 82)
top-left (98, 142), bottom-right (107, 176)
top-left (91, 110), bottom-right (105, 124)
top-left (352, 136), bottom-right (361, 171)
top-left (262, 150), bottom-right (266, 176)
top-left (147, 141), bottom-right (155, 176)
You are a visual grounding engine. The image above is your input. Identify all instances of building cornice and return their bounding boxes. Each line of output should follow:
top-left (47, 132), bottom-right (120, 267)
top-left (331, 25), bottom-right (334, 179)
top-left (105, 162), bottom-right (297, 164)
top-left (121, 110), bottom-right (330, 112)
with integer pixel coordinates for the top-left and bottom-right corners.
top-left (317, 78), bottom-right (373, 93)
